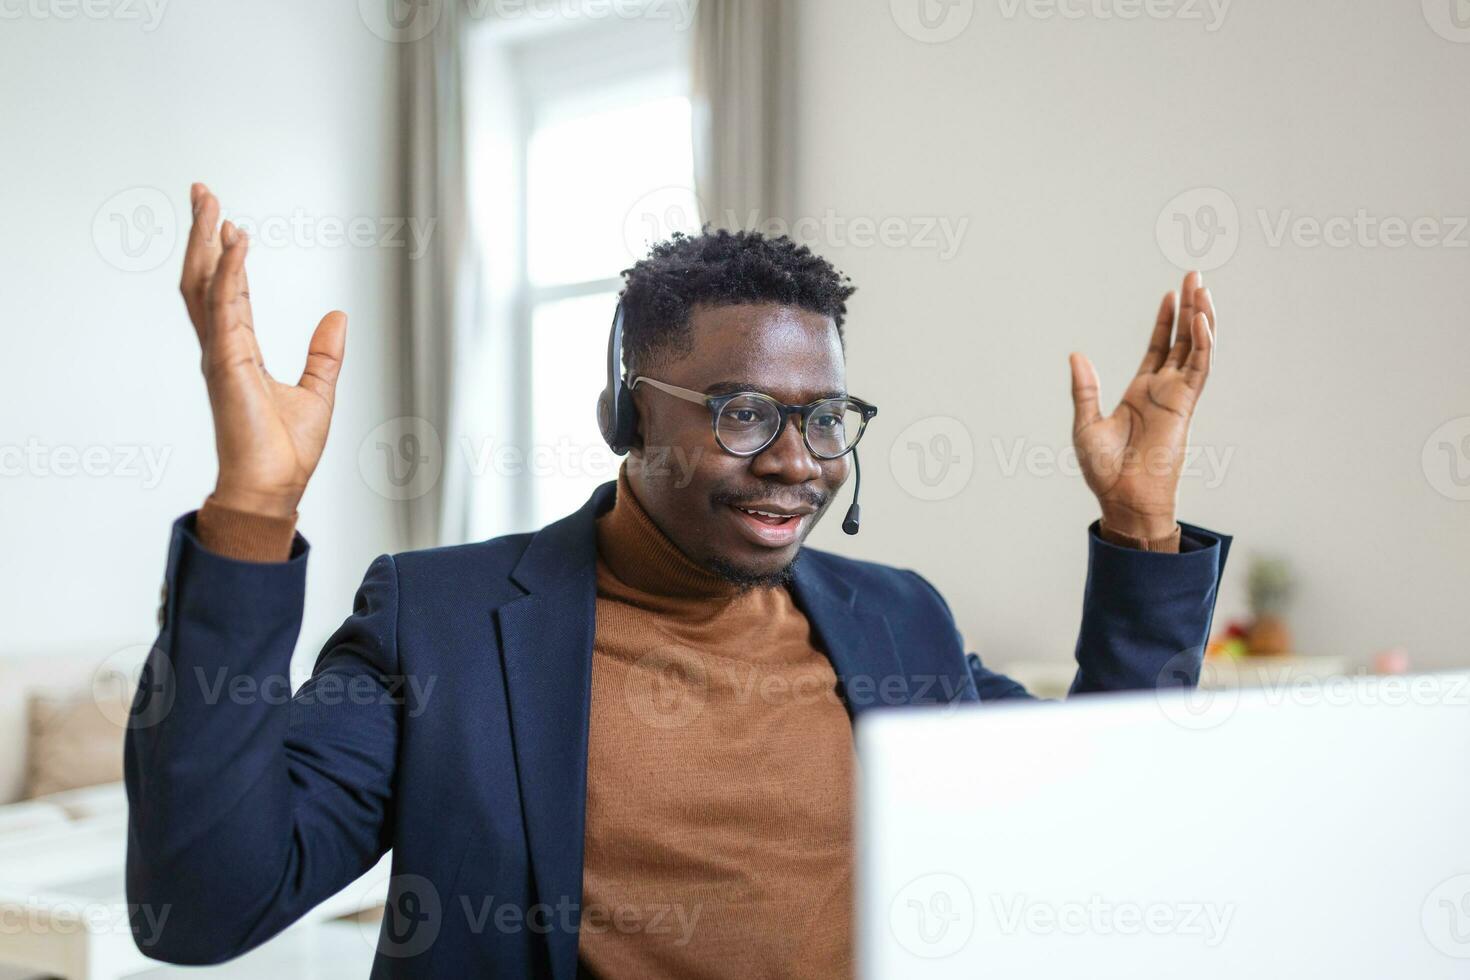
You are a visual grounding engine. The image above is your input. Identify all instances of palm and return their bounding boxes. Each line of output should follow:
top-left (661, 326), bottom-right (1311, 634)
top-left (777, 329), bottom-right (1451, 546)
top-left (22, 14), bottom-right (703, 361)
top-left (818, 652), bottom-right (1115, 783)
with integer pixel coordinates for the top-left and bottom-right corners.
top-left (207, 357), bottom-right (335, 500)
top-left (1070, 271), bottom-right (1217, 535)
top-left (182, 184), bottom-right (346, 517)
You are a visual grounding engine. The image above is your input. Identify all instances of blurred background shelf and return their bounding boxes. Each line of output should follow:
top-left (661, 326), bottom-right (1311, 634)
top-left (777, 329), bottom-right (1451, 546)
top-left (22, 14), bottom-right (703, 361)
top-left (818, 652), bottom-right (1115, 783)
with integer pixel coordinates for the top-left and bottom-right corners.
top-left (996, 654), bottom-right (1354, 702)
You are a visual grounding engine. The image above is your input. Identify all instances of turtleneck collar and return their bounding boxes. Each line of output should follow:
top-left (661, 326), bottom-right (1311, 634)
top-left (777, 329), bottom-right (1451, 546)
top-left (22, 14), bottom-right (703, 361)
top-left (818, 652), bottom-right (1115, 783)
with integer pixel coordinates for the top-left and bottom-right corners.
top-left (595, 466), bottom-right (744, 600)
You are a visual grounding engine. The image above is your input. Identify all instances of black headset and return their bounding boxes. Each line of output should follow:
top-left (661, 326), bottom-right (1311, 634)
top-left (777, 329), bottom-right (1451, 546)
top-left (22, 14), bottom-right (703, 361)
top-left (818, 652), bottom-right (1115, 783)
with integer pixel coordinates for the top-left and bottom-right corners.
top-left (596, 300), bottom-right (863, 535)
top-left (596, 302), bottom-right (640, 455)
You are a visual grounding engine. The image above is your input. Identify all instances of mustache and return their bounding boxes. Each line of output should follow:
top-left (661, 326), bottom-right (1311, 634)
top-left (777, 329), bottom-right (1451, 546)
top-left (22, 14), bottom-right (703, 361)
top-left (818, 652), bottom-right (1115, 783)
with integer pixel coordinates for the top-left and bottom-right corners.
top-left (710, 484), bottom-right (829, 511)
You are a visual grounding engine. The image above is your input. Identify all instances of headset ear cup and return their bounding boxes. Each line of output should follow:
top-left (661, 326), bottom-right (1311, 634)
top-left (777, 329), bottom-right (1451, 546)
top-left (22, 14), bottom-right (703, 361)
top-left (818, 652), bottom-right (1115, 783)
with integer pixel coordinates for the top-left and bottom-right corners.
top-left (596, 389), bottom-right (614, 447)
top-left (614, 386), bottom-right (640, 452)
top-left (599, 301), bottom-right (635, 455)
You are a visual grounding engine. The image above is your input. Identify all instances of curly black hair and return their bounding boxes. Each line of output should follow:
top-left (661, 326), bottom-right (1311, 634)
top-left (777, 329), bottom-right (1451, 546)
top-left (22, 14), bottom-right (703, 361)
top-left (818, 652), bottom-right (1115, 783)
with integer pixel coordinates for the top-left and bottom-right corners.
top-left (617, 228), bottom-right (856, 372)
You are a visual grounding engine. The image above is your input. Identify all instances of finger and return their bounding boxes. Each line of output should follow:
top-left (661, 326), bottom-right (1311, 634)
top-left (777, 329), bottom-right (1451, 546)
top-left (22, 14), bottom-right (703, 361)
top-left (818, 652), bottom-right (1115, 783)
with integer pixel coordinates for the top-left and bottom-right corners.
top-left (238, 253), bottom-right (250, 321)
top-left (1069, 352), bottom-right (1103, 433)
top-left (297, 311), bottom-right (348, 404)
top-left (1136, 291), bottom-right (1176, 376)
top-left (1182, 312), bottom-right (1214, 389)
top-left (1165, 270), bottom-right (1201, 368)
top-left (204, 223), bottom-right (262, 368)
top-left (1196, 285), bottom-right (1217, 347)
top-left (180, 183), bottom-right (223, 339)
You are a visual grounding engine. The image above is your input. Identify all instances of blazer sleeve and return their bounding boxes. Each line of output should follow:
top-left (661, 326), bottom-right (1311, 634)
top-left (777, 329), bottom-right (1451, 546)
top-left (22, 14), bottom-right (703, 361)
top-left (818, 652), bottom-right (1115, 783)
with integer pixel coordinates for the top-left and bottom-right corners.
top-left (1068, 520), bottom-right (1231, 695)
top-left (125, 513), bottom-right (402, 965)
top-left (917, 520), bottom-right (1230, 702)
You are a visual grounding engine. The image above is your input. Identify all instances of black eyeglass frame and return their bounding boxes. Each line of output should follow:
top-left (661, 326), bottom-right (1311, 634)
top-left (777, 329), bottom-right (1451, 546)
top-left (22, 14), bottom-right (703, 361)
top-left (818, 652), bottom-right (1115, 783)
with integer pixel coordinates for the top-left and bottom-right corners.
top-left (628, 376), bottom-right (878, 460)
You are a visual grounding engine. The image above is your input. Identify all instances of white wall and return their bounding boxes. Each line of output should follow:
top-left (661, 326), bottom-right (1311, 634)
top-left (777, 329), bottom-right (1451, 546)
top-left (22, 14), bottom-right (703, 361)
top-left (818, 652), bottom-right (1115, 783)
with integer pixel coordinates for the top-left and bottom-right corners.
top-left (794, 0), bottom-right (1470, 670)
top-left (5, 0), bottom-right (1467, 677)
top-left (1, 2), bottom-right (406, 665)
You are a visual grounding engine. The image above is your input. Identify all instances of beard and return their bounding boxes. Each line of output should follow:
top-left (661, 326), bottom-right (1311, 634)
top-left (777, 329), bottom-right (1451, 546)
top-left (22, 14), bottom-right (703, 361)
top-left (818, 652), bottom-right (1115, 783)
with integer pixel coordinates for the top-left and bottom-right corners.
top-left (702, 550), bottom-right (802, 593)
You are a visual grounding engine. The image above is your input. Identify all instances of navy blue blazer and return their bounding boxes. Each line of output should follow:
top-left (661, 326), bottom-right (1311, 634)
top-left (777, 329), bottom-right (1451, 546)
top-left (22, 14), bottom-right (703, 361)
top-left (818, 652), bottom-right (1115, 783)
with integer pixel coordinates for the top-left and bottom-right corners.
top-left (125, 481), bottom-right (1229, 978)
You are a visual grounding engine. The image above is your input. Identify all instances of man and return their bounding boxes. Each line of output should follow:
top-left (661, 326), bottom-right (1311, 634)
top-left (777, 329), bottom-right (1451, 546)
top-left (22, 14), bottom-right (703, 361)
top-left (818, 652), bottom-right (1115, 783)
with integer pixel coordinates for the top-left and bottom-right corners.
top-left (125, 183), bottom-right (1228, 978)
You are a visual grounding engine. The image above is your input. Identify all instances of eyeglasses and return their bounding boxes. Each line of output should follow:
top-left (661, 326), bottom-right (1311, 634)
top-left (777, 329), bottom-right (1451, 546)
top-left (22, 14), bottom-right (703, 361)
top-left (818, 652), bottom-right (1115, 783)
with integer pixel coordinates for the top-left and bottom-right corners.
top-left (629, 376), bottom-right (878, 460)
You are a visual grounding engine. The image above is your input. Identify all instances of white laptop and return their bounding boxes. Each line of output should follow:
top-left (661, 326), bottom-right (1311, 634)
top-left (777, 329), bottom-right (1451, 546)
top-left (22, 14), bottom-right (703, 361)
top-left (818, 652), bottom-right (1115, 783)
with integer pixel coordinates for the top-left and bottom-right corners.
top-left (856, 673), bottom-right (1470, 979)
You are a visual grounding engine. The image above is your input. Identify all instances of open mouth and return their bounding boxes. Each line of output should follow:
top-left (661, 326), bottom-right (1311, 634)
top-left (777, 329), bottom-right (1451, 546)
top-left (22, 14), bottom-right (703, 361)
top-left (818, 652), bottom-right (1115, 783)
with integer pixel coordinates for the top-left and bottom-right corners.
top-left (734, 506), bottom-right (800, 527)
top-left (725, 503), bottom-right (812, 548)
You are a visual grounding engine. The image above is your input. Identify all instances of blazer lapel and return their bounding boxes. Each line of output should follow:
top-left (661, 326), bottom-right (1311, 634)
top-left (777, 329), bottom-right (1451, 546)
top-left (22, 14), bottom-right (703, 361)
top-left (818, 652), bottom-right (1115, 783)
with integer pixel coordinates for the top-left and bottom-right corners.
top-left (791, 554), bottom-right (905, 716)
top-left (494, 482), bottom-right (614, 980)
top-left (493, 488), bottom-right (904, 979)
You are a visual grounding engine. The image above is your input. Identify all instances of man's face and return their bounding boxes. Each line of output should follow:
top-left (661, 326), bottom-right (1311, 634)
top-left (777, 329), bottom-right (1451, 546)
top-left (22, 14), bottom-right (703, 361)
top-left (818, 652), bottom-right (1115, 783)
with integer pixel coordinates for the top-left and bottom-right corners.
top-left (626, 302), bottom-right (851, 587)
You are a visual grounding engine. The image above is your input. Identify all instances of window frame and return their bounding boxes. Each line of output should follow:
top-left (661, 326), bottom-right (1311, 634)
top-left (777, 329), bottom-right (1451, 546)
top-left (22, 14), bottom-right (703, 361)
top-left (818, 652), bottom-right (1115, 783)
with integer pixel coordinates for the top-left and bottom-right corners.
top-left (465, 9), bottom-right (693, 534)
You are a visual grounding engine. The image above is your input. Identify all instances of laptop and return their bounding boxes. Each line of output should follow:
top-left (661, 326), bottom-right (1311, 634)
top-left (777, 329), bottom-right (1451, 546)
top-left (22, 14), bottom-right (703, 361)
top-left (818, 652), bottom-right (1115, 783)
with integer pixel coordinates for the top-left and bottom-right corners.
top-left (856, 673), bottom-right (1470, 979)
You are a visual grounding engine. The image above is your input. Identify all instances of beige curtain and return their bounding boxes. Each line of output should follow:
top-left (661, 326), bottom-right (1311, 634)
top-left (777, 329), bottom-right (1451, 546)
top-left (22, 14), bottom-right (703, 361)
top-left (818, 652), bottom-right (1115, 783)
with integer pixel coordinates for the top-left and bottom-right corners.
top-left (691, 0), bottom-right (797, 231)
top-left (400, 0), bottom-right (478, 548)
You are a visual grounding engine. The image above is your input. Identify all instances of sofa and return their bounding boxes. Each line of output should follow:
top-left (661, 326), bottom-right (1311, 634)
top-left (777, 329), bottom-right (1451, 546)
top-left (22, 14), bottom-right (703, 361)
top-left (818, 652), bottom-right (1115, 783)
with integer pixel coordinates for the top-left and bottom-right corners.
top-left (0, 647), bottom-right (387, 980)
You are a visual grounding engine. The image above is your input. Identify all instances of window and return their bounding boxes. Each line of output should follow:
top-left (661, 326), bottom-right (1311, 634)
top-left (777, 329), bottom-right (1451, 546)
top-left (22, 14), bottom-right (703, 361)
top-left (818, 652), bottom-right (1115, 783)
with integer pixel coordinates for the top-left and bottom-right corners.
top-left (466, 10), bottom-right (697, 536)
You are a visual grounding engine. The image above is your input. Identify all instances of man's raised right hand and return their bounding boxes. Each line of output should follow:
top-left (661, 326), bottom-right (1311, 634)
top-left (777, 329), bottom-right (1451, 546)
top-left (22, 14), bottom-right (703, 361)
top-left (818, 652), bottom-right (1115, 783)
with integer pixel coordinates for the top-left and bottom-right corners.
top-left (181, 182), bottom-right (347, 519)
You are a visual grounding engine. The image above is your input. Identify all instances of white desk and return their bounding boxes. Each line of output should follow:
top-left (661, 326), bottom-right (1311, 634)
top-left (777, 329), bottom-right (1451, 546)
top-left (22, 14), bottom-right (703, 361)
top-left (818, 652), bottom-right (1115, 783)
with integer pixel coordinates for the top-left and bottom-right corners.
top-left (0, 811), bottom-right (389, 980)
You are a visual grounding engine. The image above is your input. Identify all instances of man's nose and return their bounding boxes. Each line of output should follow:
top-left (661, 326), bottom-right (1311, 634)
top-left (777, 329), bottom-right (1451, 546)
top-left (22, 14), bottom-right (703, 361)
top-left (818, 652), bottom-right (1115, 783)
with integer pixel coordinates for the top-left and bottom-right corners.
top-left (749, 415), bottom-right (823, 483)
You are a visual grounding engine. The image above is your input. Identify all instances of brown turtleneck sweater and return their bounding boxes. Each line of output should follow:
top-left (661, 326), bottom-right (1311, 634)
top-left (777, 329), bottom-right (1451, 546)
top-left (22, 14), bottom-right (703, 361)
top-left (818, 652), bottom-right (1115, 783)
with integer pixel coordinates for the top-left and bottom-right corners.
top-left (578, 469), bottom-right (855, 979)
